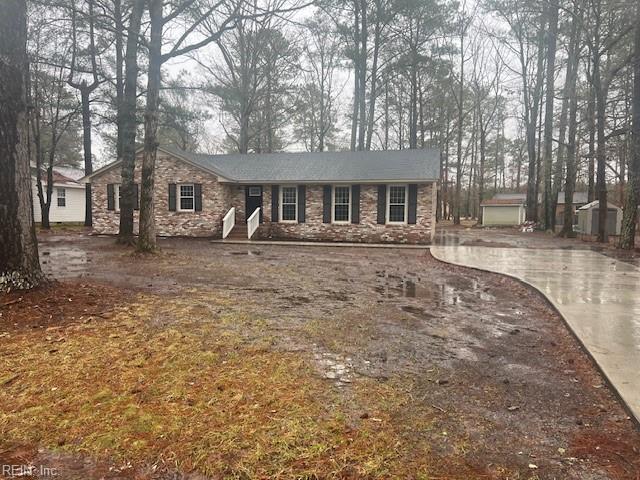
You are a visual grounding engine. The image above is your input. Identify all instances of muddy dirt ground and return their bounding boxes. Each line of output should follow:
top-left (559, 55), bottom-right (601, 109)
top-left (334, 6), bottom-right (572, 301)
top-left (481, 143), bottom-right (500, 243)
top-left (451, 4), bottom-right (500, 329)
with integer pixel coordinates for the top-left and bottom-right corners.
top-left (1, 231), bottom-right (639, 479)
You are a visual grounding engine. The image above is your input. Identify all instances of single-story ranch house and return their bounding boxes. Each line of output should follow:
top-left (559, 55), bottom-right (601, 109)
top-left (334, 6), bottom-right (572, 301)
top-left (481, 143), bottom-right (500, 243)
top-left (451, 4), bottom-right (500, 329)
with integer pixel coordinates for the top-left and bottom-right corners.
top-left (85, 146), bottom-right (440, 244)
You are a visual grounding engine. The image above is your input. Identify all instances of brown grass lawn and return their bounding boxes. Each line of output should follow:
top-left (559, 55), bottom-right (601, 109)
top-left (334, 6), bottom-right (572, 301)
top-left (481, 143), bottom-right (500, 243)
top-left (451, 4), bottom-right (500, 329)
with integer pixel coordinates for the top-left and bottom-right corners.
top-left (0, 287), bottom-right (455, 479)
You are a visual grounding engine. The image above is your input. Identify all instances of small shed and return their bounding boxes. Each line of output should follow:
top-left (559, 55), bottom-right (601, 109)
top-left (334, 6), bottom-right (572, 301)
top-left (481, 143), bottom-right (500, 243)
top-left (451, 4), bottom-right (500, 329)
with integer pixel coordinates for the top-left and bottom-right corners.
top-left (576, 200), bottom-right (622, 236)
top-left (481, 198), bottom-right (526, 226)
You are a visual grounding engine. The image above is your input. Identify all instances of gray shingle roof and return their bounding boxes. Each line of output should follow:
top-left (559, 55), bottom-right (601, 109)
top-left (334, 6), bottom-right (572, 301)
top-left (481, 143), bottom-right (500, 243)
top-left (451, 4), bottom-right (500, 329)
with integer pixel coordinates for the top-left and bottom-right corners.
top-left (492, 191), bottom-right (589, 205)
top-left (557, 191), bottom-right (588, 205)
top-left (164, 146), bottom-right (440, 183)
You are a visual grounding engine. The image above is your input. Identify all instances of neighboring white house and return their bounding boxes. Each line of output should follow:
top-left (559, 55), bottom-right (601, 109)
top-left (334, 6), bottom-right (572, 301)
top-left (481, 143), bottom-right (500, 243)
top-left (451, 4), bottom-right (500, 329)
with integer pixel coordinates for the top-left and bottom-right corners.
top-left (32, 167), bottom-right (86, 223)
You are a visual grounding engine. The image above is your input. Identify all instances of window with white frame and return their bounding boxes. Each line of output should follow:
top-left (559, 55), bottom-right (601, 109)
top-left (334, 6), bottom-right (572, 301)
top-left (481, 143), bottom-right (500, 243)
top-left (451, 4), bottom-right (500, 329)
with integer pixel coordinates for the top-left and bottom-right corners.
top-left (387, 185), bottom-right (407, 223)
top-left (56, 188), bottom-right (66, 207)
top-left (333, 185), bottom-right (351, 223)
top-left (280, 186), bottom-right (297, 222)
top-left (179, 184), bottom-right (195, 211)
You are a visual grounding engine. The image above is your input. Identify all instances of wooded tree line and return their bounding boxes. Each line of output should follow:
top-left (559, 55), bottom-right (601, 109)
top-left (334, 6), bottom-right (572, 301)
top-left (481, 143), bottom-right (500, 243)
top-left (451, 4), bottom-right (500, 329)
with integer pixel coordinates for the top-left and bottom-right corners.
top-left (1, 0), bottom-right (640, 288)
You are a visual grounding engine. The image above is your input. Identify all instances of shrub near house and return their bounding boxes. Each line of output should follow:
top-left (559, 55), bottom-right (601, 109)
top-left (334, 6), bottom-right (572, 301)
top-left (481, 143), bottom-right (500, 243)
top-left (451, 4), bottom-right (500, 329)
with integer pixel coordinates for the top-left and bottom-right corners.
top-left (85, 146), bottom-right (440, 244)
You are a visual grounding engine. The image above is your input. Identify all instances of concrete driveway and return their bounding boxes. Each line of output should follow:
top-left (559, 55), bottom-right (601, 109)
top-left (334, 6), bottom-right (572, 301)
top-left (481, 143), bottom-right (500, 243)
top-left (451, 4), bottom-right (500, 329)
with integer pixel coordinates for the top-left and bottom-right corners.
top-left (431, 245), bottom-right (640, 424)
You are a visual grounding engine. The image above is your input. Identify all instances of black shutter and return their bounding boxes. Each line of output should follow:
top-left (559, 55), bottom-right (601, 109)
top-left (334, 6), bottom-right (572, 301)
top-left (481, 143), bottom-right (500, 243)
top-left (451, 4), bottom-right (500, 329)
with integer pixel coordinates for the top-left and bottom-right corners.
top-left (322, 185), bottom-right (331, 223)
top-left (408, 184), bottom-right (418, 224)
top-left (351, 185), bottom-right (360, 224)
top-left (377, 184), bottom-right (386, 224)
top-left (271, 185), bottom-right (279, 222)
top-left (194, 183), bottom-right (203, 211)
top-left (298, 185), bottom-right (306, 223)
top-left (107, 184), bottom-right (115, 211)
top-left (168, 183), bottom-right (177, 211)
top-left (134, 184), bottom-right (140, 210)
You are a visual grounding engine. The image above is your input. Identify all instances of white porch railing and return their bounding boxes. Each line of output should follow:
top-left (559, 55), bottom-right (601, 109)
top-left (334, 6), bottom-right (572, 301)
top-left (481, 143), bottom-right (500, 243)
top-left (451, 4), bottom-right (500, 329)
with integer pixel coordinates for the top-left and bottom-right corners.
top-left (247, 207), bottom-right (261, 239)
top-left (222, 207), bottom-right (235, 239)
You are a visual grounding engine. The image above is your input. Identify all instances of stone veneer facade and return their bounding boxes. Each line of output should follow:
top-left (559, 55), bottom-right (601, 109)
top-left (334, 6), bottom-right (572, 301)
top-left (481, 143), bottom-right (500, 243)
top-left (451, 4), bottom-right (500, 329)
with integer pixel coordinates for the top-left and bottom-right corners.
top-left (92, 151), bottom-right (436, 244)
top-left (92, 151), bottom-right (231, 237)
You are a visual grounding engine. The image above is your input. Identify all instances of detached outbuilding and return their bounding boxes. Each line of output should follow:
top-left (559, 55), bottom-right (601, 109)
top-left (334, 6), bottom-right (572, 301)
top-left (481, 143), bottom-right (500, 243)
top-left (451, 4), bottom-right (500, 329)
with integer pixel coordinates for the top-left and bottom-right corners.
top-left (576, 200), bottom-right (622, 236)
top-left (481, 196), bottom-right (526, 226)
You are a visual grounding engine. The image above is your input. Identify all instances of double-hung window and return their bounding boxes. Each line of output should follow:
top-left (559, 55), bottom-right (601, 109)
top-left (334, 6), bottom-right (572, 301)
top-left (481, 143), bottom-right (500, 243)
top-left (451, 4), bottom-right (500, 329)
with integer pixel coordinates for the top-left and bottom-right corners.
top-left (179, 184), bottom-right (195, 211)
top-left (333, 186), bottom-right (351, 223)
top-left (387, 185), bottom-right (408, 224)
top-left (56, 188), bottom-right (66, 207)
top-left (280, 186), bottom-right (297, 222)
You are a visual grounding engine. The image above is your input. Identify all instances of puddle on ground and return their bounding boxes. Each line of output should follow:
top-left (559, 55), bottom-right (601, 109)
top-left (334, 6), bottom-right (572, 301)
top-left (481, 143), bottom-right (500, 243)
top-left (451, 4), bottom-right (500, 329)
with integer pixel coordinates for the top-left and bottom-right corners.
top-left (375, 271), bottom-right (496, 306)
top-left (313, 351), bottom-right (354, 385)
top-left (375, 272), bottom-right (419, 298)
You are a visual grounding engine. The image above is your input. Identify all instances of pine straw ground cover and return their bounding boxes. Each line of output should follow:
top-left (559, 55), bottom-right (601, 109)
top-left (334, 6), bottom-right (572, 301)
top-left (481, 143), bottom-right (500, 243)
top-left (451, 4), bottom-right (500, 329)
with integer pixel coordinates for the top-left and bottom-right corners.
top-left (0, 285), bottom-right (478, 479)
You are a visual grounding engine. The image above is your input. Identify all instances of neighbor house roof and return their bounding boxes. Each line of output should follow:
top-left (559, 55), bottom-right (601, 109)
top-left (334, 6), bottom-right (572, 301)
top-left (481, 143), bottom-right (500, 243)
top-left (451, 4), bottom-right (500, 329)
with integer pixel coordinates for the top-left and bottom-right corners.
top-left (494, 193), bottom-right (527, 201)
top-left (31, 167), bottom-right (84, 188)
top-left (85, 146), bottom-right (441, 184)
top-left (491, 191), bottom-right (589, 205)
top-left (557, 191), bottom-right (588, 205)
top-left (578, 200), bottom-right (622, 211)
top-left (481, 198), bottom-right (526, 206)
top-left (53, 166), bottom-right (85, 181)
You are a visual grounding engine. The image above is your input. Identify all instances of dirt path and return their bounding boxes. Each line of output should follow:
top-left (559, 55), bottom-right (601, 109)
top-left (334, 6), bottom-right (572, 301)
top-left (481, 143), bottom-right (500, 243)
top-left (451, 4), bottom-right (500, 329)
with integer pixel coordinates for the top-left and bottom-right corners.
top-left (1, 232), bottom-right (639, 479)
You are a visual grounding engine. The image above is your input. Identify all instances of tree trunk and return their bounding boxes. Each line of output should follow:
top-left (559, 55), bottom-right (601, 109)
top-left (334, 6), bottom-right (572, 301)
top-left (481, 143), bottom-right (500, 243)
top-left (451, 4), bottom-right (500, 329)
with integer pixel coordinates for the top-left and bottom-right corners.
top-left (114, 0), bottom-right (124, 159)
top-left (409, 57), bottom-right (418, 149)
top-left (525, 15), bottom-right (546, 222)
top-left (618, 5), bottom-right (640, 249)
top-left (540, 1), bottom-right (558, 231)
top-left (80, 88), bottom-right (93, 226)
top-left (477, 117), bottom-right (486, 224)
top-left (587, 75), bottom-right (596, 202)
top-left (591, 3), bottom-right (608, 243)
top-left (137, 0), bottom-right (163, 253)
top-left (350, 0), bottom-right (360, 152)
top-left (454, 25), bottom-right (465, 225)
top-left (365, 11), bottom-right (381, 151)
top-left (552, 11), bottom-right (577, 232)
top-left (558, 3), bottom-right (582, 238)
top-left (0, 0), bottom-right (43, 291)
top-left (117, 0), bottom-right (144, 244)
top-left (357, 0), bottom-right (367, 151)
top-left (67, 0), bottom-right (99, 228)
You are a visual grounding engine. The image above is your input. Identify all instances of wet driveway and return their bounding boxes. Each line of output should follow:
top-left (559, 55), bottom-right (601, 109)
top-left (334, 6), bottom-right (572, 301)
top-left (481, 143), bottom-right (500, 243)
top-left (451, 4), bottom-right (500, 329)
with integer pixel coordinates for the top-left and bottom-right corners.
top-left (431, 245), bottom-right (640, 424)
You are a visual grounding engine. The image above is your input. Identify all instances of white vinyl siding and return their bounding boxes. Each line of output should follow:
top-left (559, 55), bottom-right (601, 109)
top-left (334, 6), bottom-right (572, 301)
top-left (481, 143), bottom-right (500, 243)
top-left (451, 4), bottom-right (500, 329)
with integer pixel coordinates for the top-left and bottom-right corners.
top-left (280, 186), bottom-right (297, 222)
top-left (31, 179), bottom-right (85, 223)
